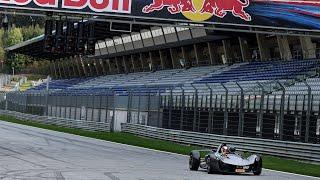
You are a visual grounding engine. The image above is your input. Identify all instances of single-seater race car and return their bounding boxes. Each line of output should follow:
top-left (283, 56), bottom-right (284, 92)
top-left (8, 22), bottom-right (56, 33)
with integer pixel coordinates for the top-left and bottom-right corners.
top-left (189, 143), bottom-right (262, 175)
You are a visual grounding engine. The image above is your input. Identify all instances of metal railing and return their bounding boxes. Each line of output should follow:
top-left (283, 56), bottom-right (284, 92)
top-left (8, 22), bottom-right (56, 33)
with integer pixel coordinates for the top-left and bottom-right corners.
top-left (0, 78), bottom-right (320, 144)
top-left (0, 110), bottom-right (110, 132)
top-left (121, 123), bottom-right (320, 164)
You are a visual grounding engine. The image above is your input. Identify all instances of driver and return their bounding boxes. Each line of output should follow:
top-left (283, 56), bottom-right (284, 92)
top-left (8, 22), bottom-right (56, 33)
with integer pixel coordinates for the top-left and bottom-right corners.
top-left (221, 146), bottom-right (230, 156)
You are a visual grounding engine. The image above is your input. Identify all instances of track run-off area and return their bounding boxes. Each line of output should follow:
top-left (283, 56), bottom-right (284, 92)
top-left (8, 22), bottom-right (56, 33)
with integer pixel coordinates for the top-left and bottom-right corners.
top-left (0, 120), bottom-right (317, 180)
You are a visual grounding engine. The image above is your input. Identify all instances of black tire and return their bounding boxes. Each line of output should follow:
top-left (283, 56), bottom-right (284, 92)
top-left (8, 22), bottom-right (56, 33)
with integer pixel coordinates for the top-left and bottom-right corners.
top-left (189, 154), bottom-right (200, 171)
top-left (253, 156), bottom-right (262, 175)
top-left (206, 158), bottom-right (215, 174)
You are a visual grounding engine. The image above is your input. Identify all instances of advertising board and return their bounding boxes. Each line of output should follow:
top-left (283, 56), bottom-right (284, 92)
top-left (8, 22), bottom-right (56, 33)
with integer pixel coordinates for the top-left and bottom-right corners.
top-left (0, 0), bottom-right (319, 31)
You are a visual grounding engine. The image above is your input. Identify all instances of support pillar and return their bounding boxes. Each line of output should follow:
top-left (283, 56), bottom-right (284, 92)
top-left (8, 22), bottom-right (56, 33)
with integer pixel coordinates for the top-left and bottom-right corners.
top-left (65, 58), bottom-right (72, 78)
top-left (93, 59), bottom-right (100, 75)
top-left (277, 35), bottom-right (292, 60)
top-left (256, 33), bottom-right (271, 61)
top-left (169, 48), bottom-right (177, 68)
top-left (300, 37), bottom-right (316, 59)
top-left (79, 56), bottom-right (88, 77)
top-left (139, 53), bottom-right (145, 70)
top-left (60, 59), bottom-right (68, 78)
top-left (122, 56), bottom-right (128, 73)
top-left (70, 57), bottom-right (77, 77)
top-left (56, 61), bottom-right (63, 78)
top-left (238, 37), bottom-right (251, 62)
top-left (115, 57), bottom-right (121, 74)
top-left (51, 61), bottom-right (58, 78)
top-left (131, 55), bottom-right (136, 72)
top-left (107, 59), bottom-right (112, 74)
top-left (222, 40), bottom-right (231, 64)
top-left (99, 59), bottom-right (107, 75)
top-left (193, 44), bottom-right (200, 66)
top-left (159, 50), bottom-right (165, 69)
top-left (207, 42), bottom-right (216, 65)
top-left (74, 56), bottom-right (83, 77)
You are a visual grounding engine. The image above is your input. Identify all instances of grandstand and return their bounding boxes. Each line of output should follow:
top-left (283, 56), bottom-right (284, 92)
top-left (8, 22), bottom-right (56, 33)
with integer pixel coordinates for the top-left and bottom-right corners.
top-left (4, 56), bottom-right (318, 143)
top-left (26, 59), bottom-right (320, 96)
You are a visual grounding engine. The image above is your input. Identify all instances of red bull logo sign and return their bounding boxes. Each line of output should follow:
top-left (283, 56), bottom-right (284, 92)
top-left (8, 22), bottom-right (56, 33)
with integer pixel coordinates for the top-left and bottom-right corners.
top-left (0, 0), bottom-right (131, 13)
top-left (0, 0), bottom-right (318, 31)
top-left (142, 0), bottom-right (252, 21)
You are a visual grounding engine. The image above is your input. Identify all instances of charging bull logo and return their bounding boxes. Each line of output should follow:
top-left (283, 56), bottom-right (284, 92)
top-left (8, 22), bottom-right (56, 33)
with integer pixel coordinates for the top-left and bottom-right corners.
top-left (201, 0), bottom-right (251, 21)
top-left (142, 0), bottom-right (196, 14)
top-left (142, 0), bottom-right (252, 22)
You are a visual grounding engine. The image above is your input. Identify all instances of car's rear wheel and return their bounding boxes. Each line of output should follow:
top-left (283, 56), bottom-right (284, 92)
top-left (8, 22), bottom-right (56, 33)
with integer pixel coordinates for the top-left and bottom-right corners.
top-left (189, 154), bottom-right (200, 171)
top-left (252, 156), bottom-right (262, 175)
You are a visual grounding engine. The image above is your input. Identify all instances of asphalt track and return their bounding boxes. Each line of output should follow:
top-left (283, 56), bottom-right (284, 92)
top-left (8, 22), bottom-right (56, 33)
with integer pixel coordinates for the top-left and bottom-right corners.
top-left (0, 120), bottom-right (317, 180)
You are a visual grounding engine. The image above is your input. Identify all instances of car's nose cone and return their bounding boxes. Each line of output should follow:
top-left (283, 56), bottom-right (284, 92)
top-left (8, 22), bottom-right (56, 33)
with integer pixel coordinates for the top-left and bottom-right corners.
top-left (221, 154), bottom-right (252, 166)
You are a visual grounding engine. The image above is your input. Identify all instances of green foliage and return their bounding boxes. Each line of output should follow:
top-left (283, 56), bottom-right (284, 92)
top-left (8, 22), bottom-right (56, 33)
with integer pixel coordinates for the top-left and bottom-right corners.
top-left (0, 23), bottom-right (44, 73)
top-left (21, 24), bottom-right (44, 41)
top-left (4, 27), bottom-right (24, 47)
top-left (0, 115), bottom-right (320, 177)
top-left (0, 29), bottom-right (5, 63)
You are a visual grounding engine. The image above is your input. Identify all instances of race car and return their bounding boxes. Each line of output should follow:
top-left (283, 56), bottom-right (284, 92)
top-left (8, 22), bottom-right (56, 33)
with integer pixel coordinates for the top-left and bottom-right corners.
top-left (189, 143), bottom-right (262, 175)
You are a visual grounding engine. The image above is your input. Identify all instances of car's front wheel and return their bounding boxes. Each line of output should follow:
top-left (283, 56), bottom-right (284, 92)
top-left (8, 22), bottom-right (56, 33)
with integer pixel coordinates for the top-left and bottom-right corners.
top-left (189, 153), bottom-right (200, 171)
top-left (252, 156), bottom-right (262, 175)
top-left (206, 157), bottom-right (215, 174)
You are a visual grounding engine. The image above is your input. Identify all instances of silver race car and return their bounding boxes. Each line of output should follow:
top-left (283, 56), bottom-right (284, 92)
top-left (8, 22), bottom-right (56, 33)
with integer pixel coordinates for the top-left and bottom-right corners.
top-left (189, 143), bottom-right (262, 175)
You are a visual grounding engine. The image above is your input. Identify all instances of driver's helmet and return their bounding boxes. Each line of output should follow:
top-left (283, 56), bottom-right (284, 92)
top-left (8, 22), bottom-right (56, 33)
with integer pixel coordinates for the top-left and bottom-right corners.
top-left (221, 146), bottom-right (229, 155)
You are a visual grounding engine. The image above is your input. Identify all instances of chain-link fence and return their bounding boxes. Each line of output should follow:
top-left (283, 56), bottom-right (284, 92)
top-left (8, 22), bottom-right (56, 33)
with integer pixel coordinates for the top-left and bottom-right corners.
top-left (0, 80), bottom-right (319, 144)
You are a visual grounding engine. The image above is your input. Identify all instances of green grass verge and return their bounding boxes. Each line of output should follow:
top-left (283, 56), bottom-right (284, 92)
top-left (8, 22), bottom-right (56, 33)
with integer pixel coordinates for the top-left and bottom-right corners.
top-left (0, 115), bottom-right (319, 177)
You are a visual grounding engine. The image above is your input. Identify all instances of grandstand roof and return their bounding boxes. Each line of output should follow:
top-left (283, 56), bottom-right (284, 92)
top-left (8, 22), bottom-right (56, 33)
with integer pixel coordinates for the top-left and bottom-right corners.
top-left (5, 21), bottom-right (151, 59)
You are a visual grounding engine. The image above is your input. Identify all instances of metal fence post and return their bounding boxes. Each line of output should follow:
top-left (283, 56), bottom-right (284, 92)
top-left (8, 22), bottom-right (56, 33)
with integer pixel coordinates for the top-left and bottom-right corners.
top-left (126, 88), bottom-right (132, 123)
top-left (191, 84), bottom-right (198, 132)
top-left (105, 90), bottom-right (109, 123)
top-left (236, 82), bottom-right (244, 136)
top-left (98, 94), bottom-right (102, 122)
top-left (137, 89), bottom-right (142, 124)
top-left (168, 87), bottom-right (173, 129)
top-left (69, 94), bottom-right (72, 119)
top-left (221, 83), bottom-right (229, 135)
top-left (205, 83), bottom-right (213, 134)
top-left (147, 89), bottom-right (151, 126)
top-left (59, 94), bottom-right (62, 117)
top-left (63, 94), bottom-right (67, 118)
top-left (74, 94), bottom-right (78, 119)
top-left (45, 90), bottom-right (49, 116)
top-left (303, 81), bottom-right (312, 143)
top-left (257, 82), bottom-right (265, 138)
top-left (91, 94), bottom-right (95, 121)
top-left (277, 81), bottom-right (285, 140)
top-left (157, 87), bottom-right (161, 128)
top-left (111, 90), bottom-right (116, 132)
top-left (179, 86), bottom-right (185, 131)
top-left (31, 93), bottom-right (34, 115)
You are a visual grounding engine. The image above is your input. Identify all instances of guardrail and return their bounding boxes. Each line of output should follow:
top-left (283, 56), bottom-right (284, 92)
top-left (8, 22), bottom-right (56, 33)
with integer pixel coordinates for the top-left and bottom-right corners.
top-left (121, 123), bottom-right (320, 164)
top-left (0, 110), bottom-right (110, 132)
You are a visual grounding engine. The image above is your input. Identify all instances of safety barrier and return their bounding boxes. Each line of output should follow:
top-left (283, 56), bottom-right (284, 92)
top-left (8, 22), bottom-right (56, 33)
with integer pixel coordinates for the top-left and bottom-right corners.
top-left (0, 110), bottom-right (110, 132)
top-left (121, 123), bottom-right (320, 164)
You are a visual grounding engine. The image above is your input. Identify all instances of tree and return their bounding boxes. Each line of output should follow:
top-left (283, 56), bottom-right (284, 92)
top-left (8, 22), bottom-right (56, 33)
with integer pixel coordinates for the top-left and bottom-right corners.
top-left (21, 24), bottom-right (44, 41)
top-left (4, 27), bottom-right (24, 47)
top-left (3, 27), bottom-right (25, 72)
top-left (0, 29), bottom-right (5, 71)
